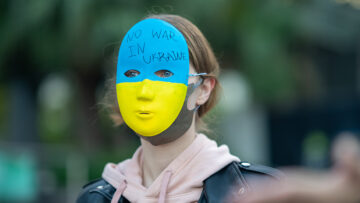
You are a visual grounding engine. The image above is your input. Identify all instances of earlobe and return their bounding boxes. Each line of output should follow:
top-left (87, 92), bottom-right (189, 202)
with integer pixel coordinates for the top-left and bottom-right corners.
top-left (196, 78), bottom-right (216, 105)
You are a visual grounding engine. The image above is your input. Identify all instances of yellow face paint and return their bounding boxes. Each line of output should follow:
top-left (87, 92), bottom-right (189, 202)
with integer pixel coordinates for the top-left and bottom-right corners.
top-left (117, 79), bottom-right (187, 137)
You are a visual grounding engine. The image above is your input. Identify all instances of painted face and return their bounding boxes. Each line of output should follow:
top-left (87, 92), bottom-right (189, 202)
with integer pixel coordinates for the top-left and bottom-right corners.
top-left (116, 18), bottom-right (190, 137)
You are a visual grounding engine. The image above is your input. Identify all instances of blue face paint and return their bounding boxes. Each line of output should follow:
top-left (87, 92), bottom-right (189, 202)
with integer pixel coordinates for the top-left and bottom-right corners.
top-left (116, 18), bottom-right (190, 85)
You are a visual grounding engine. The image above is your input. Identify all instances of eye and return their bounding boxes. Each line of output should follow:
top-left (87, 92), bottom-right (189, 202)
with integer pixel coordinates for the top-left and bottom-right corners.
top-left (155, 70), bottom-right (174, 78)
top-left (124, 69), bottom-right (140, 78)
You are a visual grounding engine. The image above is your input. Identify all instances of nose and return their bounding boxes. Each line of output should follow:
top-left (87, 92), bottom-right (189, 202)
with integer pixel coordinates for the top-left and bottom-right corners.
top-left (137, 79), bottom-right (155, 101)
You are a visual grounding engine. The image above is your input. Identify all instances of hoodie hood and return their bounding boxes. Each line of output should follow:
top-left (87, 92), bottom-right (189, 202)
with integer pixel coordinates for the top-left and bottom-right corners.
top-left (102, 133), bottom-right (240, 203)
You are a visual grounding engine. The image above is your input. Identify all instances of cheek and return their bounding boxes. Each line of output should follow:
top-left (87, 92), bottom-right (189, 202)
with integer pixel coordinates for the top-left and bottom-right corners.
top-left (117, 83), bottom-right (138, 105)
top-left (116, 83), bottom-right (138, 118)
top-left (155, 83), bottom-right (187, 116)
top-left (187, 86), bottom-right (202, 110)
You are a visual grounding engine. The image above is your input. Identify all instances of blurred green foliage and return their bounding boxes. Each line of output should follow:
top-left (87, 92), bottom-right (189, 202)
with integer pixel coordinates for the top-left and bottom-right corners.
top-left (0, 152), bottom-right (37, 201)
top-left (0, 86), bottom-right (9, 139)
top-left (2, 0), bottom-right (359, 102)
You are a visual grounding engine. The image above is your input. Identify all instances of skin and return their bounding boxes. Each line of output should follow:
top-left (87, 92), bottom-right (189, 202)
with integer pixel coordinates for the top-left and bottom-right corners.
top-left (239, 133), bottom-right (360, 203)
top-left (140, 64), bottom-right (216, 188)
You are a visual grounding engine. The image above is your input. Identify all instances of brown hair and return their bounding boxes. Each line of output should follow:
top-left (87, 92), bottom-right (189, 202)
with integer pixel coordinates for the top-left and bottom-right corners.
top-left (102, 14), bottom-right (220, 131)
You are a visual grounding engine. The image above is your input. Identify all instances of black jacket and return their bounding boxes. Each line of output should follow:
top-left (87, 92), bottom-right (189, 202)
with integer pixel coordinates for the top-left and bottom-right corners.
top-left (77, 161), bottom-right (283, 203)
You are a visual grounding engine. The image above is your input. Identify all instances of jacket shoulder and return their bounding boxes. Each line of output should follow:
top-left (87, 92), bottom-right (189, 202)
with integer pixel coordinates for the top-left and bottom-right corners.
top-left (236, 161), bottom-right (285, 181)
top-left (76, 178), bottom-right (114, 203)
top-left (199, 161), bottom-right (284, 203)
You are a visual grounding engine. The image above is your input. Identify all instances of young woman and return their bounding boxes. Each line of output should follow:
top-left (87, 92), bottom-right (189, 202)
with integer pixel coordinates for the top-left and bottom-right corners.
top-left (77, 14), bottom-right (282, 203)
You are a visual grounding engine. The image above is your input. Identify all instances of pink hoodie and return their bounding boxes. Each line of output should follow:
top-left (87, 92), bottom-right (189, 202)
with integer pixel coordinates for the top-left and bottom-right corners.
top-left (102, 133), bottom-right (240, 203)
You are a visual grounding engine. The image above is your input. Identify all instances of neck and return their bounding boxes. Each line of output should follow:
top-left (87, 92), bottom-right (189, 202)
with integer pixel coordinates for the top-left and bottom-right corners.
top-left (140, 117), bottom-right (197, 188)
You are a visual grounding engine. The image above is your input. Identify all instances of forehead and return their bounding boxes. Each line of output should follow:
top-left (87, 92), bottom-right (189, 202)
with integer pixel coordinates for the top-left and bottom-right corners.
top-left (116, 19), bottom-right (190, 85)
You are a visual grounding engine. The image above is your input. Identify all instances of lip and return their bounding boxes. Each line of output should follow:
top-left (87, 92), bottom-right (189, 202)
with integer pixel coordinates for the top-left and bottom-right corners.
top-left (136, 111), bottom-right (154, 119)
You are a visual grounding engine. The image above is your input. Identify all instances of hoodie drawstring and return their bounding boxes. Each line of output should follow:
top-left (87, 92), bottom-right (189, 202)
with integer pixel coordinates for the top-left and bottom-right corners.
top-left (111, 180), bottom-right (127, 203)
top-left (158, 170), bottom-right (172, 203)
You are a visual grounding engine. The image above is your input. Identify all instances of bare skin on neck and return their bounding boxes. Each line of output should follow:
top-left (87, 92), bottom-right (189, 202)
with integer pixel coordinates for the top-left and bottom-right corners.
top-left (140, 113), bottom-right (197, 188)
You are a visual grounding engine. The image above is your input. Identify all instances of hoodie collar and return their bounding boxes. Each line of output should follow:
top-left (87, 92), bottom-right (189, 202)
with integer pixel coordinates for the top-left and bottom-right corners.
top-left (102, 133), bottom-right (240, 203)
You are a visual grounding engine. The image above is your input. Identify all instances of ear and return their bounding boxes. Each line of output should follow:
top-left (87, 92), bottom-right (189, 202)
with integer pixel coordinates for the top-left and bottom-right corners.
top-left (196, 78), bottom-right (216, 105)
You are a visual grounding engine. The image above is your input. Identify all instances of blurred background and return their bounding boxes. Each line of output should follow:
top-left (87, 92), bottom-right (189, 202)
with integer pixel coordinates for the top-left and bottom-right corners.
top-left (1, 0), bottom-right (360, 202)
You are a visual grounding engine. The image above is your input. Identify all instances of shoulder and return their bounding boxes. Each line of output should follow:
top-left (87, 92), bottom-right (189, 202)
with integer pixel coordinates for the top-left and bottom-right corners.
top-left (76, 178), bottom-right (115, 203)
top-left (235, 161), bottom-right (284, 181)
top-left (205, 161), bottom-right (284, 187)
top-left (199, 161), bottom-right (284, 202)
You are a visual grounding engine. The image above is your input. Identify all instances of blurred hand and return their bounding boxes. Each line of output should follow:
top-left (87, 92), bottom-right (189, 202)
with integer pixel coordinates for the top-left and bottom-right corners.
top-left (239, 133), bottom-right (360, 203)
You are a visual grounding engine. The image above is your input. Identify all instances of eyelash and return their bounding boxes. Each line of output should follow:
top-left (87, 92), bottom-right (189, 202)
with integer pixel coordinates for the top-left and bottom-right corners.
top-left (155, 70), bottom-right (174, 78)
top-left (124, 70), bottom-right (140, 78)
top-left (123, 69), bottom-right (174, 78)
